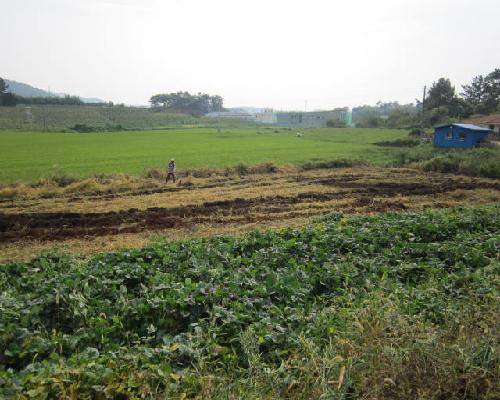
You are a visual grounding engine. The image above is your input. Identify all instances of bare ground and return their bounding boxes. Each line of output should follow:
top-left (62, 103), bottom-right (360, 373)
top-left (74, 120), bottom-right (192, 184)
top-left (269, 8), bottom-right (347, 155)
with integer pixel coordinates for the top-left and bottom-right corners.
top-left (1, 167), bottom-right (499, 262)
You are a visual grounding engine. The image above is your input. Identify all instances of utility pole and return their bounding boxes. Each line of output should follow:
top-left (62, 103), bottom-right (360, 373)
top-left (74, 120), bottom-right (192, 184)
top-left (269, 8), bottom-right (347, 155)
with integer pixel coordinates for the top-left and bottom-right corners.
top-left (421, 85), bottom-right (426, 128)
top-left (45, 86), bottom-right (51, 132)
top-left (217, 100), bottom-right (221, 133)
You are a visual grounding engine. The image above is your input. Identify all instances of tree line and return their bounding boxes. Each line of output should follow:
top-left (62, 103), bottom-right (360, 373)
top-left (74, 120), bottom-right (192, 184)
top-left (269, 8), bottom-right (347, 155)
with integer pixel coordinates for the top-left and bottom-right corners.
top-left (18, 95), bottom-right (84, 106)
top-left (0, 77), bottom-right (118, 107)
top-left (354, 68), bottom-right (500, 128)
top-left (425, 68), bottom-right (500, 124)
top-left (3, 69), bottom-right (498, 128)
top-left (0, 78), bottom-right (83, 106)
top-left (149, 91), bottom-right (224, 115)
top-left (353, 102), bottom-right (417, 128)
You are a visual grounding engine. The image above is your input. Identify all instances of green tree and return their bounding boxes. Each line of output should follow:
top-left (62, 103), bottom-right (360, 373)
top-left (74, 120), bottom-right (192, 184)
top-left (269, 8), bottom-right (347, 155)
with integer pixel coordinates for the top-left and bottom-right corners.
top-left (1, 92), bottom-right (17, 107)
top-left (423, 77), bottom-right (473, 123)
top-left (0, 77), bottom-right (16, 106)
top-left (352, 101), bottom-right (418, 127)
top-left (449, 97), bottom-right (473, 119)
top-left (482, 68), bottom-right (500, 114)
top-left (425, 106), bottom-right (449, 126)
top-left (0, 77), bottom-right (7, 94)
top-left (386, 109), bottom-right (419, 128)
top-left (461, 68), bottom-right (500, 114)
top-left (461, 74), bottom-right (486, 108)
top-left (426, 78), bottom-right (456, 110)
top-left (209, 95), bottom-right (223, 112)
top-left (149, 91), bottom-right (224, 115)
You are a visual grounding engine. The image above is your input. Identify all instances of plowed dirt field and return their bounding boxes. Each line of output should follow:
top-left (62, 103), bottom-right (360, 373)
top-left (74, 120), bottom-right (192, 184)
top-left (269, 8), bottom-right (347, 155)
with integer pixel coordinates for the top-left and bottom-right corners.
top-left (1, 167), bottom-right (499, 262)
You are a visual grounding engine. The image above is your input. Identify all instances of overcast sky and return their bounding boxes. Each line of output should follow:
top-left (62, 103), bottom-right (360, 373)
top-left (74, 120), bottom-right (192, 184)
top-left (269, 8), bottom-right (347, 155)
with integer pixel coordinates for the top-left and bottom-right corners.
top-left (1, 0), bottom-right (499, 109)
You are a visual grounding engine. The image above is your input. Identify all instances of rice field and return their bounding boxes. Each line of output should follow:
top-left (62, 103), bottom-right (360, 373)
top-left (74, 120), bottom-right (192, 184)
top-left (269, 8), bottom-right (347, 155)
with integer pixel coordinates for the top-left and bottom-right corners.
top-left (0, 127), bottom-right (407, 183)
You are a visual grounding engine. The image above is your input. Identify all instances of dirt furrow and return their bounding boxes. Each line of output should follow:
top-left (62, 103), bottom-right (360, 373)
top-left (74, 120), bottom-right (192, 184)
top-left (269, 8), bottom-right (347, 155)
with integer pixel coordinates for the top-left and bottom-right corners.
top-left (1, 178), bottom-right (498, 242)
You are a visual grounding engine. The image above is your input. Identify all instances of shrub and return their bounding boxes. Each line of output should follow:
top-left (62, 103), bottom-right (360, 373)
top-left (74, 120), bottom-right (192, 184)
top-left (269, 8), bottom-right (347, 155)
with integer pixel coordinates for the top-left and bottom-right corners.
top-left (422, 156), bottom-right (460, 174)
top-left (234, 162), bottom-right (249, 175)
top-left (326, 119), bottom-right (347, 128)
top-left (392, 145), bottom-right (500, 179)
top-left (300, 159), bottom-right (364, 170)
top-left (408, 127), bottom-right (425, 136)
top-left (375, 138), bottom-right (421, 147)
top-left (70, 123), bottom-right (98, 133)
top-left (104, 123), bottom-right (126, 131)
top-left (421, 151), bottom-right (500, 179)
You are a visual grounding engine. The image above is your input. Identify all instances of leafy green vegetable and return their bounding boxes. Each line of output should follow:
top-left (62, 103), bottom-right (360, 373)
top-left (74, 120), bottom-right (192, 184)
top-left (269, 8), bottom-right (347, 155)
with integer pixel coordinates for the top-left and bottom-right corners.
top-left (1, 205), bottom-right (498, 398)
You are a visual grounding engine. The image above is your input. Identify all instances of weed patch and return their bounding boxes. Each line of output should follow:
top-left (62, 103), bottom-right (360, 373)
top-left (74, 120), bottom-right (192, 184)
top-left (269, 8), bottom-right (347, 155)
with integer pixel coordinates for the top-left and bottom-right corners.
top-left (300, 159), bottom-right (366, 170)
top-left (375, 138), bottom-right (421, 147)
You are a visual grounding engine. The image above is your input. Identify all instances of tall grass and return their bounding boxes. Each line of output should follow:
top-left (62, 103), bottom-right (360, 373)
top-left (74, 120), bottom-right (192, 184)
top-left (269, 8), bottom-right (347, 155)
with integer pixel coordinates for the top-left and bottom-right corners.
top-left (391, 145), bottom-right (500, 179)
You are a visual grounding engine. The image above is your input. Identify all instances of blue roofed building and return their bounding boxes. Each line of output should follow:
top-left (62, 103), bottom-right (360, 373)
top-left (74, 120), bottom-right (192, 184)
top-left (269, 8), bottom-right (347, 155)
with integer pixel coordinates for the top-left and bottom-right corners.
top-left (433, 123), bottom-right (491, 149)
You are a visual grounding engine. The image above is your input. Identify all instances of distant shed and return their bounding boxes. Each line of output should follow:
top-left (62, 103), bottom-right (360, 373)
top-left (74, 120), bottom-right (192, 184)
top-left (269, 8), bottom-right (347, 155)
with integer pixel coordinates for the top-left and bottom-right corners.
top-left (433, 123), bottom-right (491, 149)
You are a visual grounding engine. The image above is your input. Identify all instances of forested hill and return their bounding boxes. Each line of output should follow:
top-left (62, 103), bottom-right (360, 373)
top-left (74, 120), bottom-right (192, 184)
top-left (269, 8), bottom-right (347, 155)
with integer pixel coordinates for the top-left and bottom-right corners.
top-left (5, 80), bottom-right (55, 98)
top-left (5, 79), bottom-right (103, 103)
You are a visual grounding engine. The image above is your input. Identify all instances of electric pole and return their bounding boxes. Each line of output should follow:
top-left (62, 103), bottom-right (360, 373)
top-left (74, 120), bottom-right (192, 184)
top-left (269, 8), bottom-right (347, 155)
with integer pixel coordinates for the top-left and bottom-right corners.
top-left (421, 85), bottom-right (426, 128)
top-left (217, 100), bottom-right (221, 133)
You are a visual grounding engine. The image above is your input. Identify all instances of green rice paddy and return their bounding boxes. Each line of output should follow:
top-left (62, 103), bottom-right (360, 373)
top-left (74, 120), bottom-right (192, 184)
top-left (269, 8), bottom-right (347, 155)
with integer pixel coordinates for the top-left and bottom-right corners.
top-left (0, 127), bottom-right (407, 183)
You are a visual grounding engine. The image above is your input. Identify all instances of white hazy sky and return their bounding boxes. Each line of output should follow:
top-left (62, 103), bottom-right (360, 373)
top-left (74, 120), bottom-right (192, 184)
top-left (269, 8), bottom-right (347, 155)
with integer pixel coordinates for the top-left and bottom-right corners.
top-left (1, 0), bottom-right (499, 109)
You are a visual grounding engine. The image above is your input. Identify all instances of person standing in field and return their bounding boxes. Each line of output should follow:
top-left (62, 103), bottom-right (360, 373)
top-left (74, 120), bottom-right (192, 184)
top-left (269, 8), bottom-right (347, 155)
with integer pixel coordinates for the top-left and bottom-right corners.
top-left (166, 159), bottom-right (176, 183)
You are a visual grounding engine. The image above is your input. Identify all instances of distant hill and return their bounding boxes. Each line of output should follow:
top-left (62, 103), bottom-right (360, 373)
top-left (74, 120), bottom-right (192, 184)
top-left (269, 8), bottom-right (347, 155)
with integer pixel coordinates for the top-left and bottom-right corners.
top-left (5, 79), bottom-right (105, 103)
top-left (5, 80), bottom-right (57, 98)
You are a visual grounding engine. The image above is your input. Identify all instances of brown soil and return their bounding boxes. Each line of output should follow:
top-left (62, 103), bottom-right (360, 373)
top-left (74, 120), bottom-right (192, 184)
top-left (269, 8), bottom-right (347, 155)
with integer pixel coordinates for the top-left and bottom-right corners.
top-left (1, 173), bottom-right (499, 243)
